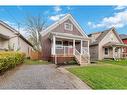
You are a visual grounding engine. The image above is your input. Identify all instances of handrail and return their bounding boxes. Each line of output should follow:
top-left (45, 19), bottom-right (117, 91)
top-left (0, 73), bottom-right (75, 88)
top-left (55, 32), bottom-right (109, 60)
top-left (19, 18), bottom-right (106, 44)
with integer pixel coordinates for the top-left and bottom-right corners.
top-left (82, 49), bottom-right (90, 57)
top-left (82, 48), bottom-right (90, 63)
top-left (74, 48), bottom-right (81, 64)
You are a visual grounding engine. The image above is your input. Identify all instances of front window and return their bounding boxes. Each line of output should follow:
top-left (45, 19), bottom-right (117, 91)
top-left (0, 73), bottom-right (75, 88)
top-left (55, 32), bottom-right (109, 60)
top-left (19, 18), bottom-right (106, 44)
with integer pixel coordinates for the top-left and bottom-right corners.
top-left (64, 23), bottom-right (73, 31)
top-left (105, 48), bottom-right (108, 55)
top-left (56, 40), bottom-right (63, 49)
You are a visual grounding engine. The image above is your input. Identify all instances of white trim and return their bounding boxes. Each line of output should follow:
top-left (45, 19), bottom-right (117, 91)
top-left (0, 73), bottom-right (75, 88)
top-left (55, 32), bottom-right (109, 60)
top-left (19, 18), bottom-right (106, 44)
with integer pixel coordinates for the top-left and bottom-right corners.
top-left (88, 40), bottom-right (90, 55)
top-left (73, 39), bottom-right (75, 55)
top-left (81, 40), bottom-right (83, 54)
top-left (50, 32), bottom-right (90, 41)
top-left (41, 14), bottom-right (88, 38)
top-left (53, 36), bottom-right (56, 55)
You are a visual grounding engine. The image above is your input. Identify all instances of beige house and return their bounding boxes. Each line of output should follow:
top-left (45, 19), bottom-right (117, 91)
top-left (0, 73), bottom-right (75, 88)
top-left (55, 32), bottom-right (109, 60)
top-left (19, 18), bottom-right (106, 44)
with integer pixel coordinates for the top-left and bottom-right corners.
top-left (0, 20), bottom-right (33, 57)
top-left (88, 27), bottom-right (127, 61)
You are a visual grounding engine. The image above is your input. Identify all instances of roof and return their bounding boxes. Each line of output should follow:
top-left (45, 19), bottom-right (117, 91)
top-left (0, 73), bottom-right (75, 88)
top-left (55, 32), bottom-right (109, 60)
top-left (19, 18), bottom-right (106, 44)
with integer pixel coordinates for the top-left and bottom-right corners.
top-left (0, 20), bottom-right (33, 47)
top-left (89, 27), bottom-right (123, 46)
top-left (41, 14), bottom-right (88, 39)
top-left (119, 34), bottom-right (127, 40)
top-left (103, 42), bottom-right (127, 47)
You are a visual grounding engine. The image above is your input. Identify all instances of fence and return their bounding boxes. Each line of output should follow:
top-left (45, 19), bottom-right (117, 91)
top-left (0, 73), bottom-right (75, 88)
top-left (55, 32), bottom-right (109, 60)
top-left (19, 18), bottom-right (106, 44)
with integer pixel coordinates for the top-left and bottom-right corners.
top-left (30, 50), bottom-right (42, 60)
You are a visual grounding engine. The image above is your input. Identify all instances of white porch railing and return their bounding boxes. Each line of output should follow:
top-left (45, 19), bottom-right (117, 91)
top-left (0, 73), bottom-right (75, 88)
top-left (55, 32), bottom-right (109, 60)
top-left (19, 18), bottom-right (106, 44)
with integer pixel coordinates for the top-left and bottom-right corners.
top-left (121, 53), bottom-right (127, 58)
top-left (82, 48), bottom-right (90, 64)
top-left (55, 46), bottom-right (73, 56)
top-left (55, 45), bottom-right (90, 65)
top-left (74, 48), bottom-right (90, 65)
top-left (74, 48), bottom-right (81, 64)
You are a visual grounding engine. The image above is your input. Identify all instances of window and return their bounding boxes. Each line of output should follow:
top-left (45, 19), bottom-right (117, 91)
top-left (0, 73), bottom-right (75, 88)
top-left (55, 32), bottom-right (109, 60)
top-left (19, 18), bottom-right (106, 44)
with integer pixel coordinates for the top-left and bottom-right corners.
top-left (105, 48), bottom-right (108, 55)
top-left (64, 23), bottom-right (73, 31)
top-left (115, 48), bottom-right (118, 52)
top-left (56, 40), bottom-right (63, 49)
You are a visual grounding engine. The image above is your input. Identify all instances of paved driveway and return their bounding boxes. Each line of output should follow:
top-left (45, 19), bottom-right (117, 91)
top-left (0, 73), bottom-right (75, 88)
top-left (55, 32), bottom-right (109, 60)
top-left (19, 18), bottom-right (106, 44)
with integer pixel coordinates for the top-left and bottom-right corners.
top-left (0, 64), bottom-right (81, 89)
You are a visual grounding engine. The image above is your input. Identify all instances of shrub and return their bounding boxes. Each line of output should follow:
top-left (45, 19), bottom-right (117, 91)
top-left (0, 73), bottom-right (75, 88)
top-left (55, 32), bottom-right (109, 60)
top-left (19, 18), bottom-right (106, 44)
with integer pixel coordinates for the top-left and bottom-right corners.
top-left (68, 60), bottom-right (77, 65)
top-left (0, 51), bottom-right (25, 73)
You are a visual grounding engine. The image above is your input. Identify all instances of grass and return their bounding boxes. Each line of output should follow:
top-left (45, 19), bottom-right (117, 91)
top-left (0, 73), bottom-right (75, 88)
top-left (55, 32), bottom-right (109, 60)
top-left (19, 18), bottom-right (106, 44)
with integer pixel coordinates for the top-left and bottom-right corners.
top-left (98, 59), bottom-right (127, 66)
top-left (67, 59), bottom-right (127, 89)
top-left (24, 59), bottom-right (49, 65)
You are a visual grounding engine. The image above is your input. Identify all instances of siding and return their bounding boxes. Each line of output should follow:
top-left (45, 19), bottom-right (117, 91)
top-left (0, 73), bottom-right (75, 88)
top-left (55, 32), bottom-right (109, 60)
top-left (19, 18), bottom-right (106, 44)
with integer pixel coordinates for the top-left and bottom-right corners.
top-left (41, 33), bottom-right (51, 61)
top-left (89, 45), bottom-right (98, 61)
top-left (52, 19), bottom-right (83, 36)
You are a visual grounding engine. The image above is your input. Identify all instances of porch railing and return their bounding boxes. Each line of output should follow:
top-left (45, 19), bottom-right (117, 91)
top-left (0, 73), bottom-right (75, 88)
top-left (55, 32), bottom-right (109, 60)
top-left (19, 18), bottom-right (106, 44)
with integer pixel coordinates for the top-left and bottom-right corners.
top-left (55, 46), bottom-right (73, 56)
top-left (74, 48), bottom-right (81, 64)
top-left (55, 45), bottom-right (90, 65)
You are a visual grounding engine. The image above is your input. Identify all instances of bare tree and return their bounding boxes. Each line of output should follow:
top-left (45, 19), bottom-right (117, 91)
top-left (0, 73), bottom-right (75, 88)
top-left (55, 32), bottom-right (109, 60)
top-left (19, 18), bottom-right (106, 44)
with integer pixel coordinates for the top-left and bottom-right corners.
top-left (25, 14), bottom-right (46, 52)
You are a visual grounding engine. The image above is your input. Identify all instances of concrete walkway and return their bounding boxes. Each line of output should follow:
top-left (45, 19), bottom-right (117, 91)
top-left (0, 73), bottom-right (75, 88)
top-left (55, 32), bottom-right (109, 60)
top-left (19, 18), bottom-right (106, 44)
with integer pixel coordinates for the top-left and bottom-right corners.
top-left (0, 64), bottom-right (91, 89)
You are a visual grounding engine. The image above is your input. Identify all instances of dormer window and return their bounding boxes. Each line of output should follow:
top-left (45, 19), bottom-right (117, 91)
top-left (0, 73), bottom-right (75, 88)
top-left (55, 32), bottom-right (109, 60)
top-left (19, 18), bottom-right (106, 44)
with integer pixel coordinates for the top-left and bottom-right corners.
top-left (64, 23), bottom-right (73, 31)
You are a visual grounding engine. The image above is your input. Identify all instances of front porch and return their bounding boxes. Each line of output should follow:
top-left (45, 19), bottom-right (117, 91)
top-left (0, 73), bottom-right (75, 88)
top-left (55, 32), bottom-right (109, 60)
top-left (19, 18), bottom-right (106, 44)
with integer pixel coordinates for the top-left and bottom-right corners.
top-left (103, 42), bottom-right (127, 60)
top-left (50, 32), bottom-right (90, 65)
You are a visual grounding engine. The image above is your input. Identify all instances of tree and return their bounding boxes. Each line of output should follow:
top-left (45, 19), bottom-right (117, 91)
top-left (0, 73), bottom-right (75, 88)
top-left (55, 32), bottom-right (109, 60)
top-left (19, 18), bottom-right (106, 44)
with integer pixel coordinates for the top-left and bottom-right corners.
top-left (25, 14), bottom-right (46, 52)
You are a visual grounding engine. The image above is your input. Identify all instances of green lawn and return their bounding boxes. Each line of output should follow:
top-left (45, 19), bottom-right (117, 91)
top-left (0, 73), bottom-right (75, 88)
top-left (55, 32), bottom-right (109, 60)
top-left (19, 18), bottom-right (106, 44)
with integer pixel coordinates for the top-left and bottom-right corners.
top-left (67, 60), bottom-right (127, 89)
top-left (98, 59), bottom-right (127, 66)
top-left (24, 59), bottom-right (49, 65)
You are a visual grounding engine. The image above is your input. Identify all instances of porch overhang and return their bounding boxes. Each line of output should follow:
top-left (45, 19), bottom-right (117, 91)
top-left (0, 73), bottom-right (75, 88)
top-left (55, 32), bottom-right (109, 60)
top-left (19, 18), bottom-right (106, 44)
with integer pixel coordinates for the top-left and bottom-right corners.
top-left (49, 32), bottom-right (90, 41)
top-left (0, 33), bottom-right (9, 40)
top-left (103, 42), bottom-right (127, 48)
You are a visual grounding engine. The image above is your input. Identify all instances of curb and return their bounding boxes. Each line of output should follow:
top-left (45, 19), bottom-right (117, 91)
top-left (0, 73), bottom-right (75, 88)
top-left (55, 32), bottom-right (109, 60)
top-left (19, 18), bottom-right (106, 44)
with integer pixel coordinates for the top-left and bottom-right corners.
top-left (58, 67), bottom-right (91, 89)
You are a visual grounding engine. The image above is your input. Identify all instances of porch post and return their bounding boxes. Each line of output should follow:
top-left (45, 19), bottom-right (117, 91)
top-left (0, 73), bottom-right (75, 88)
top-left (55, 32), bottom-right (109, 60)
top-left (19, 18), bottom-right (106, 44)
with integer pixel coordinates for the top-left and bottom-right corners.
top-left (88, 40), bottom-right (89, 55)
top-left (112, 47), bottom-right (115, 59)
top-left (73, 39), bottom-right (75, 55)
top-left (81, 40), bottom-right (83, 55)
top-left (53, 36), bottom-right (56, 55)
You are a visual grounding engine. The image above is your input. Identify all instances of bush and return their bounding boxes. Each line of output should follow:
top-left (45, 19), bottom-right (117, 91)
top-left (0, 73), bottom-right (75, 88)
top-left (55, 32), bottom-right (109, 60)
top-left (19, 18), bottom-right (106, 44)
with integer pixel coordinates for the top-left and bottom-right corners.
top-left (0, 51), bottom-right (25, 73)
top-left (68, 60), bottom-right (77, 65)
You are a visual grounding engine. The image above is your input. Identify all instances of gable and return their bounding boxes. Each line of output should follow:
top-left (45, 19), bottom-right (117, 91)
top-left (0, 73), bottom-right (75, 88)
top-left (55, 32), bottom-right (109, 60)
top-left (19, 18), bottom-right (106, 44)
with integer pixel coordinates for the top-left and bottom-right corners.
top-left (41, 14), bottom-right (88, 38)
top-left (100, 29), bottom-right (123, 46)
top-left (51, 19), bottom-right (83, 36)
top-left (0, 24), bottom-right (16, 38)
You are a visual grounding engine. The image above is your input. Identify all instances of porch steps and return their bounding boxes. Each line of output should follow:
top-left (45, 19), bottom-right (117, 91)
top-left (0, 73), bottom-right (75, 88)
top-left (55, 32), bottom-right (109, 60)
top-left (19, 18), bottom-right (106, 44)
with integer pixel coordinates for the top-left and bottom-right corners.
top-left (74, 55), bottom-right (89, 66)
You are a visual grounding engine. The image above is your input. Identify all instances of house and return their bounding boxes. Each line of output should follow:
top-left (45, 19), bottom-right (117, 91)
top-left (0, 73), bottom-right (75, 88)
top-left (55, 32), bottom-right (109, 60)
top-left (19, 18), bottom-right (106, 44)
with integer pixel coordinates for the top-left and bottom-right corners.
top-left (88, 27), bottom-right (127, 61)
top-left (0, 20), bottom-right (33, 57)
top-left (41, 14), bottom-right (90, 65)
top-left (120, 34), bottom-right (127, 57)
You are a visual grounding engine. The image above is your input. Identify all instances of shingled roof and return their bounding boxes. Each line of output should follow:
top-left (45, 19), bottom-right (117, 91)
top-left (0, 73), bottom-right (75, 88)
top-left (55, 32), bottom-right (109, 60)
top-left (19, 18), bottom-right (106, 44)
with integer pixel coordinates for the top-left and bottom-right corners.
top-left (119, 34), bottom-right (127, 40)
top-left (88, 27), bottom-right (123, 46)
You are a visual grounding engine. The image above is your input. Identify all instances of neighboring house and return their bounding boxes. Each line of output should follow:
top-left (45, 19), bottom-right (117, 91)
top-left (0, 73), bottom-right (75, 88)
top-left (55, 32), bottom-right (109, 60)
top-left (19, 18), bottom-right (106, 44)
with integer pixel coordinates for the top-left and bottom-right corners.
top-left (0, 20), bottom-right (33, 57)
top-left (41, 14), bottom-right (90, 65)
top-left (120, 34), bottom-right (127, 57)
top-left (88, 27), bottom-right (127, 61)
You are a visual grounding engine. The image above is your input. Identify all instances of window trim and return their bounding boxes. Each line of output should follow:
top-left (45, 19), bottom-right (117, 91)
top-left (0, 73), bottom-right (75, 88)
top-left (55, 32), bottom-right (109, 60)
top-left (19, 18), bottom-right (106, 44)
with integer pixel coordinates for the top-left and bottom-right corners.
top-left (64, 22), bottom-right (73, 31)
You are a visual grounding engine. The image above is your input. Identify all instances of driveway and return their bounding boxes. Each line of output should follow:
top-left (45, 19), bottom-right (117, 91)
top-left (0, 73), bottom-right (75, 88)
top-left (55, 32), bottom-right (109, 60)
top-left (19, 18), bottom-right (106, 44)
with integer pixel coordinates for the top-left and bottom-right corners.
top-left (0, 64), bottom-right (90, 89)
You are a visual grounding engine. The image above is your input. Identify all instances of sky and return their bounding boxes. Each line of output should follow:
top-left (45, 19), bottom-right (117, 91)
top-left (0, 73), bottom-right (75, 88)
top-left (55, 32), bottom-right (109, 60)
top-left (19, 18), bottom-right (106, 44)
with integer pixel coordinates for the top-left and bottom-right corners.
top-left (0, 6), bottom-right (127, 37)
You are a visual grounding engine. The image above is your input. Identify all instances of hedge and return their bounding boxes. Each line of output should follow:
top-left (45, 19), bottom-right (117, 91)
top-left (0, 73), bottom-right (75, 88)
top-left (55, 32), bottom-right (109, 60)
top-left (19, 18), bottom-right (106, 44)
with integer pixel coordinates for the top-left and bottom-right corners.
top-left (0, 51), bottom-right (26, 73)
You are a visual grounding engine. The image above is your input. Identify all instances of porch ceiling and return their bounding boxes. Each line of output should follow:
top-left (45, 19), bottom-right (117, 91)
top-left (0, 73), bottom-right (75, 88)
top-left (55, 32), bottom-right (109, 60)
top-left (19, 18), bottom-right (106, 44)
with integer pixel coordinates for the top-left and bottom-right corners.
top-left (0, 33), bottom-right (9, 40)
top-left (103, 42), bottom-right (127, 48)
top-left (49, 32), bottom-right (90, 40)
